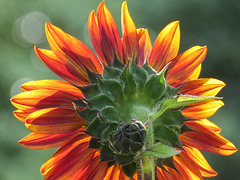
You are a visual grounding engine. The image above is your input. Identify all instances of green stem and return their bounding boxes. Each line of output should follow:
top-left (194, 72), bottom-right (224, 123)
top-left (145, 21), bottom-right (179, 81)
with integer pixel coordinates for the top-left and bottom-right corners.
top-left (139, 119), bottom-right (156, 180)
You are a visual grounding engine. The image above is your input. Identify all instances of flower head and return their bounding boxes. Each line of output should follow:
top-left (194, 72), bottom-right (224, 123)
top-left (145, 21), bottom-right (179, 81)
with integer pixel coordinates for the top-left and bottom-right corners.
top-left (11, 1), bottom-right (237, 179)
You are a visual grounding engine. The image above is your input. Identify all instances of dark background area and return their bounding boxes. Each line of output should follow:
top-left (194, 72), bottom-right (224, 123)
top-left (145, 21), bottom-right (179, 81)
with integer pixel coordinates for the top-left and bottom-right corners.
top-left (0, 0), bottom-right (239, 179)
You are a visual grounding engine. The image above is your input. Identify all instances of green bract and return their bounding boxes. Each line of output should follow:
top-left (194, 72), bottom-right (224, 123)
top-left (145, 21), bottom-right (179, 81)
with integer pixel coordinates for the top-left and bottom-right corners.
top-left (74, 57), bottom-right (216, 178)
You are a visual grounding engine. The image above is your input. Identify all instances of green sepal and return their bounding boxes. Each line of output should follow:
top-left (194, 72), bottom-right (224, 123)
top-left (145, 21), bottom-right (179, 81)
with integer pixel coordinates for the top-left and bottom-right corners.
top-left (180, 124), bottom-right (197, 134)
top-left (86, 118), bottom-right (106, 138)
top-left (134, 141), bottom-right (180, 160)
top-left (78, 108), bottom-right (97, 122)
top-left (160, 84), bottom-right (179, 100)
top-left (102, 64), bottom-right (122, 80)
top-left (130, 62), bottom-right (147, 90)
top-left (88, 137), bottom-right (101, 149)
top-left (163, 157), bottom-right (179, 173)
top-left (120, 62), bottom-right (137, 96)
top-left (153, 109), bottom-right (190, 126)
top-left (98, 79), bottom-right (123, 101)
top-left (71, 99), bottom-right (87, 108)
top-left (114, 154), bottom-right (134, 166)
top-left (77, 84), bottom-right (101, 99)
top-left (101, 123), bottom-right (118, 142)
top-left (144, 72), bottom-right (166, 100)
top-left (100, 145), bottom-right (115, 162)
top-left (112, 53), bottom-right (125, 69)
top-left (151, 95), bottom-right (216, 120)
top-left (87, 94), bottom-right (116, 110)
top-left (153, 125), bottom-right (183, 149)
top-left (85, 67), bottom-right (99, 84)
top-left (122, 162), bottom-right (137, 178)
top-left (141, 62), bottom-right (156, 76)
top-left (100, 106), bottom-right (120, 123)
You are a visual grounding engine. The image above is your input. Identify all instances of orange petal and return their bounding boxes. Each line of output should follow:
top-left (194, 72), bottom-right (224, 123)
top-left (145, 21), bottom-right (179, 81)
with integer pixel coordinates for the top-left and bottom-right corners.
top-left (21, 80), bottom-right (83, 98)
top-left (121, 1), bottom-right (138, 62)
top-left (156, 167), bottom-right (173, 179)
top-left (97, 2), bottom-right (124, 63)
top-left (35, 47), bottom-right (89, 86)
top-left (149, 21), bottom-right (180, 72)
top-left (174, 154), bottom-right (203, 180)
top-left (137, 28), bottom-right (152, 66)
top-left (45, 22), bottom-right (102, 75)
top-left (180, 126), bottom-right (237, 155)
top-left (88, 11), bottom-right (108, 65)
top-left (187, 119), bottom-right (222, 133)
top-left (13, 110), bottom-right (28, 122)
top-left (167, 46), bottom-right (207, 87)
top-left (18, 131), bottom-right (82, 150)
top-left (184, 146), bottom-right (217, 177)
top-left (11, 89), bottom-right (76, 113)
top-left (41, 134), bottom-right (90, 175)
top-left (179, 78), bottom-right (226, 96)
top-left (104, 165), bottom-right (121, 180)
top-left (25, 107), bottom-right (86, 134)
top-left (182, 99), bottom-right (224, 119)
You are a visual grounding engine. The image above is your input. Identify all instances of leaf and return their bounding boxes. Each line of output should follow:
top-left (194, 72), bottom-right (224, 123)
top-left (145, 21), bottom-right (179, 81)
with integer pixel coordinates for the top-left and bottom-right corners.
top-left (151, 95), bottom-right (217, 120)
top-left (135, 141), bottom-right (180, 160)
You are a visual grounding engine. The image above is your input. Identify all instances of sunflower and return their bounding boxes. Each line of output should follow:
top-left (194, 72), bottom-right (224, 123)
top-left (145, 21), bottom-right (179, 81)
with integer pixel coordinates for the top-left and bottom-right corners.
top-left (11, 1), bottom-right (237, 180)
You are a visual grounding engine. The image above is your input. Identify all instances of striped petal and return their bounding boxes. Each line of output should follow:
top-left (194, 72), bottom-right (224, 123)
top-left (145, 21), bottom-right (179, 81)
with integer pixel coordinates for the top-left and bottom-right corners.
top-left (45, 22), bottom-right (103, 76)
top-left (97, 1), bottom-right (124, 63)
top-left (121, 1), bottom-right (138, 62)
top-left (137, 28), bottom-right (152, 66)
top-left (41, 134), bottom-right (90, 175)
top-left (179, 78), bottom-right (226, 96)
top-left (180, 123), bottom-right (237, 155)
top-left (88, 10), bottom-right (108, 65)
top-left (21, 79), bottom-right (83, 98)
top-left (11, 89), bottom-right (76, 113)
top-left (148, 21), bottom-right (180, 72)
top-left (13, 110), bottom-right (28, 122)
top-left (184, 146), bottom-right (217, 177)
top-left (18, 130), bottom-right (83, 150)
top-left (167, 46), bottom-right (207, 87)
top-left (187, 119), bottom-right (222, 133)
top-left (25, 107), bottom-right (86, 134)
top-left (80, 156), bottom-right (108, 180)
top-left (35, 47), bottom-right (88, 86)
top-left (182, 99), bottom-right (224, 119)
top-left (174, 153), bottom-right (203, 180)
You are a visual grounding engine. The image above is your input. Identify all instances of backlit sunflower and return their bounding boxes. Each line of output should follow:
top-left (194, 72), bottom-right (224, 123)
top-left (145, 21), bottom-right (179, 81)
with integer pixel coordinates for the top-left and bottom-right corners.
top-left (11, 1), bottom-right (237, 180)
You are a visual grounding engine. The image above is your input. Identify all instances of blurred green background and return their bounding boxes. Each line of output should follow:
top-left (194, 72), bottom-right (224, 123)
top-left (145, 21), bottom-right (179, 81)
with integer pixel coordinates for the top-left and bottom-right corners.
top-left (1, 0), bottom-right (239, 179)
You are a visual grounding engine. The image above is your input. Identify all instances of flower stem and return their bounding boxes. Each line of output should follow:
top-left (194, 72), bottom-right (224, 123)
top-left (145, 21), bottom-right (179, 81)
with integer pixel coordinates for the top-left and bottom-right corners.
top-left (139, 119), bottom-right (156, 180)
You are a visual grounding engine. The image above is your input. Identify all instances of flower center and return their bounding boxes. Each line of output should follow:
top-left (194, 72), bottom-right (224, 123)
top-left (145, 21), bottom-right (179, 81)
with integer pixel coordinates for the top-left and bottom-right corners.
top-left (74, 57), bottom-right (214, 178)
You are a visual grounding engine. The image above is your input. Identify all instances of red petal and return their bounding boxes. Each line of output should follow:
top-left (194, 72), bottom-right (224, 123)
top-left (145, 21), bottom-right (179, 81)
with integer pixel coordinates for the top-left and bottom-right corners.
top-left (179, 78), bottom-right (225, 96)
top-left (121, 1), bottom-right (138, 62)
top-left (25, 107), bottom-right (86, 134)
top-left (182, 99), bottom-right (224, 119)
top-left (41, 134), bottom-right (90, 175)
top-left (88, 11), bottom-right (108, 65)
top-left (11, 89), bottom-right (76, 113)
top-left (35, 47), bottom-right (89, 86)
top-left (45, 22), bottom-right (102, 75)
top-left (149, 21), bottom-right (180, 72)
top-left (184, 146), bottom-right (217, 177)
top-left (137, 28), bottom-right (152, 66)
top-left (97, 2), bottom-right (124, 63)
top-left (180, 122), bottom-right (237, 155)
top-left (187, 119), bottom-right (222, 133)
top-left (167, 46), bottom-right (207, 87)
top-left (21, 79), bottom-right (83, 98)
top-left (18, 131), bottom-right (83, 150)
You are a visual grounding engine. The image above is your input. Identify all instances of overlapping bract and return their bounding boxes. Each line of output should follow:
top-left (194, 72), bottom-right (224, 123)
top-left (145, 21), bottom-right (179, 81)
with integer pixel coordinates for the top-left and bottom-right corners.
top-left (11, 1), bottom-right (237, 180)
